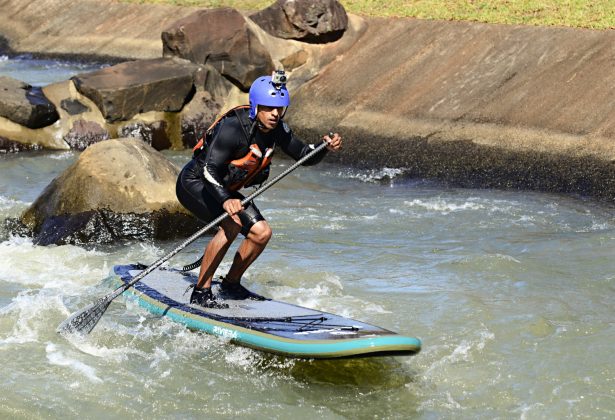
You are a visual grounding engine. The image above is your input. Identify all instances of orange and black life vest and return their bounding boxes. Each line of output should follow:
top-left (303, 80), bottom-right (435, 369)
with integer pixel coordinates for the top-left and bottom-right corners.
top-left (227, 143), bottom-right (274, 191)
top-left (192, 105), bottom-right (251, 156)
top-left (193, 105), bottom-right (274, 191)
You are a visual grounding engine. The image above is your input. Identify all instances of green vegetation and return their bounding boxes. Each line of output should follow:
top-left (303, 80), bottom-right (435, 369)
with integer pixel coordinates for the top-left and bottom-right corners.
top-left (123, 0), bottom-right (615, 29)
top-left (343, 0), bottom-right (614, 29)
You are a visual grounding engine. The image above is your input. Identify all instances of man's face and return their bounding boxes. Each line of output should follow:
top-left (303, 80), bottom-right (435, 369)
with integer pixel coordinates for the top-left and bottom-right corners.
top-left (256, 105), bottom-right (284, 132)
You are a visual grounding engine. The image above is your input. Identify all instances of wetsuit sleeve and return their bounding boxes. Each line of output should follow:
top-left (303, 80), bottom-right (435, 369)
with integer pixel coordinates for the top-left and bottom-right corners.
top-left (201, 120), bottom-right (239, 204)
top-left (276, 123), bottom-right (327, 166)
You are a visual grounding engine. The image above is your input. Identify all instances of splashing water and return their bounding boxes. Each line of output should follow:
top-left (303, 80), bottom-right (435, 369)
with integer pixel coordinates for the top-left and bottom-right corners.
top-left (1, 128), bottom-right (615, 416)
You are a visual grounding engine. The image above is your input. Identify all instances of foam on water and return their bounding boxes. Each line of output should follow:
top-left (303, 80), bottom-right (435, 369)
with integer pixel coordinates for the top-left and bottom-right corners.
top-left (46, 298), bottom-right (296, 393)
top-left (0, 290), bottom-right (66, 345)
top-left (404, 197), bottom-right (486, 214)
top-left (47, 151), bottom-right (75, 161)
top-left (428, 328), bottom-right (495, 371)
top-left (61, 323), bottom-right (153, 363)
top-left (0, 196), bottom-right (26, 211)
top-left (415, 327), bottom-right (498, 413)
top-left (338, 167), bottom-right (409, 184)
top-left (45, 342), bottom-right (103, 383)
top-left (0, 234), bottom-right (170, 363)
top-left (0, 235), bottom-right (107, 289)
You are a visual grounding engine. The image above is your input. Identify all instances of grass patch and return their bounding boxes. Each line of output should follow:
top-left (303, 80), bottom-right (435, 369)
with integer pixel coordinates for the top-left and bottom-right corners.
top-left (343, 0), bottom-right (615, 29)
top-left (122, 0), bottom-right (615, 29)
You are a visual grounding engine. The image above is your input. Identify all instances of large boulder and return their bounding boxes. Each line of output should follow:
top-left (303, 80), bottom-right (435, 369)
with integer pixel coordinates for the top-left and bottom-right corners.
top-left (0, 76), bottom-right (59, 128)
top-left (18, 138), bottom-right (202, 245)
top-left (72, 57), bottom-right (200, 122)
top-left (162, 8), bottom-right (275, 91)
top-left (250, 0), bottom-right (348, 43)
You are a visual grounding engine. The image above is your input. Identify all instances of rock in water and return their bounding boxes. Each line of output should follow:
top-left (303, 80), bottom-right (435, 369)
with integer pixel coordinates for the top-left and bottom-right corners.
top-left (19, 138), bottom-right (202, 245)
top-left (72, 58), bottom-right (199, 122)
top-left (0, 76), bottom-right (59, 128)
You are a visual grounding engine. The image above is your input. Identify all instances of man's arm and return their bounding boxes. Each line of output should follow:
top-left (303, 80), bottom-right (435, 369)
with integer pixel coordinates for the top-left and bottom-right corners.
top-left (276, 124), bottom-right (339, 166)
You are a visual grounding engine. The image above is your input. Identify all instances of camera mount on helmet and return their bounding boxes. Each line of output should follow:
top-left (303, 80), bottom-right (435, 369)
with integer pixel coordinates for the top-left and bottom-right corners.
top-left (248, 71), bottom-right (291, 120)
top-left (271, 70), bottom-right (287, 89)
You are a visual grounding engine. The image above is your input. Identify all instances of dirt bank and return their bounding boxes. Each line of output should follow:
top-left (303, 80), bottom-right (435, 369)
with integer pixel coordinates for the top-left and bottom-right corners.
top-left (1, 0), bottom-right (614, 199)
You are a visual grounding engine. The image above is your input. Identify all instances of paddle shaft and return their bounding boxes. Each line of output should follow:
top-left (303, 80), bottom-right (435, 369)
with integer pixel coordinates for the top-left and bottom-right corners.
top-left (115, 140), bottom-right (329, 294)
top-left (57, 137), bottom-right (331, 335)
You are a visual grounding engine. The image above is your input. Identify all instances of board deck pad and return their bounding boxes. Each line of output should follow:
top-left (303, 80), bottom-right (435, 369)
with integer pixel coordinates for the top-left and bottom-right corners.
top-left (113, 264), bottom-right (421, 359)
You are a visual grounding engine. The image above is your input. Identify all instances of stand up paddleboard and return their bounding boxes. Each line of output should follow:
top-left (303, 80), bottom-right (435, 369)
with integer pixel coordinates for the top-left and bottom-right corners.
top-left (112, 264), bottom-right (421, 359)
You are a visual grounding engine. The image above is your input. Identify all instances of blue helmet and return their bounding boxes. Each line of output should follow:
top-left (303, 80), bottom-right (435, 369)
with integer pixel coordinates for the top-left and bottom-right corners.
top-left (249, 75), bottom-right (290, 120)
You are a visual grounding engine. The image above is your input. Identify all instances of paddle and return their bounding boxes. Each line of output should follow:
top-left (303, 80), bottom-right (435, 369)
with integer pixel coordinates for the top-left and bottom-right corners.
top-left (57, 138), bottom-right (331, 335)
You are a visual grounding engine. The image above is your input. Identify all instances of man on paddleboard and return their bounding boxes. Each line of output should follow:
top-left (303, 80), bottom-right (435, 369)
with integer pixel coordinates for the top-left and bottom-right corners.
top-left (176, 71), bottom-right (342, 308)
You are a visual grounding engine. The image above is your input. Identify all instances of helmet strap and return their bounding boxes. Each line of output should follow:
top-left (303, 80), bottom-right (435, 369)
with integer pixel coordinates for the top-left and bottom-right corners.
top-left (248, 119), bottom-right (258, 139)
top-left (254, 105), bottom-right (264, 129)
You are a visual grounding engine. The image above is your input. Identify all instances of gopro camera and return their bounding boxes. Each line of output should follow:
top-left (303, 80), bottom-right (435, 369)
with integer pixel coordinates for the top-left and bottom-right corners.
top-left (271, 70), bottom-right (287, 88)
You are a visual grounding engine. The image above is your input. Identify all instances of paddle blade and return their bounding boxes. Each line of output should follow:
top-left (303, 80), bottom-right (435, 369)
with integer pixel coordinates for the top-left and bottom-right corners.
top-left (57, 287), bottom-right (124, 335)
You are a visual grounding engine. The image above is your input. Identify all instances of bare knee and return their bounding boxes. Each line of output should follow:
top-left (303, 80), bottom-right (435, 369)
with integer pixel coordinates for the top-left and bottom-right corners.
top-left (249, 221), bottom-right (272, 246)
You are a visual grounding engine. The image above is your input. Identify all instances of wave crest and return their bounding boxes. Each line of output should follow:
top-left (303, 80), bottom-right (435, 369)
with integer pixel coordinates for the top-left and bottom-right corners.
top-left (339, 167), bottom-right (408, 183)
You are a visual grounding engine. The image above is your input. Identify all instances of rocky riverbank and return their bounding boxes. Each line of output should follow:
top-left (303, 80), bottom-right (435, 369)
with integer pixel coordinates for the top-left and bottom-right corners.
top-left (0, 0), bottom-right (358, 244)
top-left (0, 0), bottom-right (359, 153)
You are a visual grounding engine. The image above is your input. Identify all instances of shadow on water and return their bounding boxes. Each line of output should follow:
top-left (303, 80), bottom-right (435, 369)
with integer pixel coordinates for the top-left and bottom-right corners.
top-left (261, 353), bottom-right (420, 389)
top-left (262, 355), bottom-right (424, 417)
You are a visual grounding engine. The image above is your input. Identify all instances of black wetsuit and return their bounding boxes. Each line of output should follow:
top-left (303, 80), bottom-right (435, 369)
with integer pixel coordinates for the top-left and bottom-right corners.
top-left (176, 108), bottom-right (327, 236)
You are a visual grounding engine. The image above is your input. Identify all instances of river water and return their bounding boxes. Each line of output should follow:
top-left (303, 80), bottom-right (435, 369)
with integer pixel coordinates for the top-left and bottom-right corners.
top-left (1, 56), bottom-right (614, 419)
